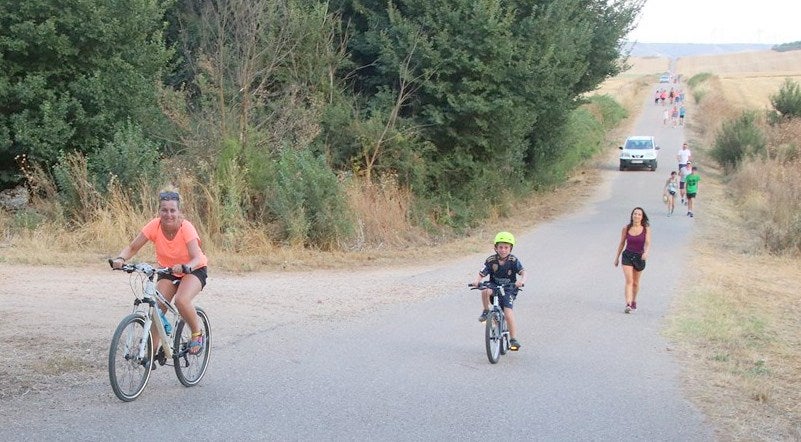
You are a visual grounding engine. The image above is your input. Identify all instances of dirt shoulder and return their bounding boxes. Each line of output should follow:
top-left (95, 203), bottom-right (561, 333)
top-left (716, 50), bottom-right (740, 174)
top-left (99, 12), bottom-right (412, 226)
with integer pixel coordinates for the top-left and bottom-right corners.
top-left (0, 146), bottom-right (621, 401)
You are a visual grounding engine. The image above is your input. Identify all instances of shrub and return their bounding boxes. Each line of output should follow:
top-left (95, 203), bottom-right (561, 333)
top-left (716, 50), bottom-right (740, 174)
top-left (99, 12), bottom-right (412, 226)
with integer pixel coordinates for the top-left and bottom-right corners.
top-left (687, 72), bottom-right (713, 88)
top-left (52, 151), bottom-right (101, 222)
top-left (770, 78), bottom-right (801, 119)
top-left (88, 122), bottom-right (162, 195)
top-left (710, 111), bottom-right (766, 172)
top-left (264, 148), bottom-right (353, 248)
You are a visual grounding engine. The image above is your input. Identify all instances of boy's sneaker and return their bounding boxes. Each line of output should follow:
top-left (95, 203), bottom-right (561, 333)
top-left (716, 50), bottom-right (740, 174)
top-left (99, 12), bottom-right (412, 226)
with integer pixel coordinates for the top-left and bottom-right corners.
top-left (689, 212), bottom-right (694, 218)
top-left (631, 302), bottom-right (637, 311)
top-left (478, 310), bottom-right (489, 322)
top-left (624, 304), bottom-right (632, 314)
top-left (509, 338), bottom-right (521, 351)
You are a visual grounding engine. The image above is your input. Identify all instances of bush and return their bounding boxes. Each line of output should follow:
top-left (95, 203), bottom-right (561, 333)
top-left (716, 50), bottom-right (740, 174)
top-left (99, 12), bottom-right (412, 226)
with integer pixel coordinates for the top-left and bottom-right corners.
top-left (687, 72), bottom-right (713, 88)
top-left (770, 78), bottom-right (801, 119)
top-left (264, 148), bottom-right (353, 248)
top-left (52, 151), bottom-right (101, 222)
top-left (88, 122), bottom-right (162, 195)
top-left (710, 111), bottom-right (766, 172)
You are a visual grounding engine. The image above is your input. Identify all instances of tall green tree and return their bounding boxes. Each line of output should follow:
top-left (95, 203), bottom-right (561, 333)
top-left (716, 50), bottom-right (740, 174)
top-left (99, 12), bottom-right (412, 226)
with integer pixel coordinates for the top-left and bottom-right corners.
top-left (330, 0), bottom-right (640, 201)
top-left (0, 0), bottom-right (173, 187)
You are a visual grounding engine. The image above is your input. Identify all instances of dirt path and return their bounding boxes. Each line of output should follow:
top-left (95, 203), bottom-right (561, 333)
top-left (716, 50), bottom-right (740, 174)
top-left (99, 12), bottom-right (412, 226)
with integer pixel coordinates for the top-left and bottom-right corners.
top-left (0, 155), bottom-right (611, 403)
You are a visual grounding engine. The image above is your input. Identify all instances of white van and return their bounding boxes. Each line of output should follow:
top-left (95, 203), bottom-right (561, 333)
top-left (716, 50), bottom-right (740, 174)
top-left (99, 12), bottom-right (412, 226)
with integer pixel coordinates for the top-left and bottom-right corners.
top-left (619, 136), bottom-right (659, 171)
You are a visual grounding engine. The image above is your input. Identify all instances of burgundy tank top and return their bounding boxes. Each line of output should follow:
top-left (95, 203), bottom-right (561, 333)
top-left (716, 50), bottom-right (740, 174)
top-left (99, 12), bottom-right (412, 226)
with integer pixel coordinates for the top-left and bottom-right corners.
top-left (625, 226), bottom-right (646, 254)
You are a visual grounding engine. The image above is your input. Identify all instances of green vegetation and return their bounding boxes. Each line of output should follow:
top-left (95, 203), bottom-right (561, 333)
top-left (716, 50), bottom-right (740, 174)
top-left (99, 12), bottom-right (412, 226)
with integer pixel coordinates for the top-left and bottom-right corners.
top-left (772, 41), bottom-right (801, 52)
top-left (686, 72), bottom-right (713, 88)
top-left (710, 111), bottom-right (765, 172)
top-left (769, 78), bottom-right (801, 120)
top-left (686, 72), bottom-right (713, 104)
top-left (1, 0), bottom-right (641, 249)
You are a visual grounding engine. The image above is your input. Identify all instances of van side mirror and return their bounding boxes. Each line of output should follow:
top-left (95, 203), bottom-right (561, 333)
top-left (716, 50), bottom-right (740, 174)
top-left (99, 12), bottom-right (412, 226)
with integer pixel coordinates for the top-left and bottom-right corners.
top-left (618, 146), bottom-right (623, 150)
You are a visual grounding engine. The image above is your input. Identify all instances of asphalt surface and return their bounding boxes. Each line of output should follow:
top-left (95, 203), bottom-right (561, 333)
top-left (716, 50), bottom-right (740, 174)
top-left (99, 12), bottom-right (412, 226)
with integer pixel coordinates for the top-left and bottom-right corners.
top-left (0, 85), bottom-right (713, 441)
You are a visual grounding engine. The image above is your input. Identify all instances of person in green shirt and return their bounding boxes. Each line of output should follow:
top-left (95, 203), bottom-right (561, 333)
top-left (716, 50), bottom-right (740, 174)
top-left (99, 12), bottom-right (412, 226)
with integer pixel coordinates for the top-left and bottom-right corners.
top-left (685, 166), bottom-right (701, 217)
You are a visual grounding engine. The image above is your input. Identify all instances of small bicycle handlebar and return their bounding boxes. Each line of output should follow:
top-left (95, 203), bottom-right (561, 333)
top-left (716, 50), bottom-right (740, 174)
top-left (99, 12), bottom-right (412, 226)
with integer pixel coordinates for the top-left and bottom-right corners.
top-left (468, 282), bottom-right (523, 291)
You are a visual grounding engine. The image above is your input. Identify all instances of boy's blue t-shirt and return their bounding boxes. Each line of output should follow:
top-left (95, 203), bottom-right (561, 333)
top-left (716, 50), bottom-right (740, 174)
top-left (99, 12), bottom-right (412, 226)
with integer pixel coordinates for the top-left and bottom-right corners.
top-left (479, 254), bottom-right (524, 289)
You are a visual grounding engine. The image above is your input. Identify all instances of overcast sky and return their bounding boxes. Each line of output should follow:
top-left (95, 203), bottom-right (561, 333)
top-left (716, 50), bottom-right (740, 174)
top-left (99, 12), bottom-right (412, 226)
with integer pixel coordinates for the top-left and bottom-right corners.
top-left (626, 0), bottom-right (801, 44)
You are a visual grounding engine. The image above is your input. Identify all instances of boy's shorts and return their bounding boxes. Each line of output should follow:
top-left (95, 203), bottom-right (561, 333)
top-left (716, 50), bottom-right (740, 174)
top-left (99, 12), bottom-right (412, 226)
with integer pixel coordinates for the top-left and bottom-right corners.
top-left (687, 192), bottom-right (697, 199)
top-left (491, 290), bottom-right (517, 310)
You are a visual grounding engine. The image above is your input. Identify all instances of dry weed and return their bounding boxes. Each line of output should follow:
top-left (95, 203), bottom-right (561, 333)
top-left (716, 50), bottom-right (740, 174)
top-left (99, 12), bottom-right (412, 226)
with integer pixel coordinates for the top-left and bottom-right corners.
top-left (667, 54), bottom-right (801, 439)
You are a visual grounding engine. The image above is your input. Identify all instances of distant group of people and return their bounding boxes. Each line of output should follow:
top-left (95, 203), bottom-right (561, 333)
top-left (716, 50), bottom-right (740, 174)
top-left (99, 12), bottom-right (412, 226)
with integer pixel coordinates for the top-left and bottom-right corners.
top-left (662, 104), bottom-right (686, 127)
top-left (663, 142), bottom-right (701, 218)
top-left (611, 72), bottom-right (703, 314)
top-left (655, 87), bottom-right (684, 106)
top-left (656, 87), bottom-right (686, 127)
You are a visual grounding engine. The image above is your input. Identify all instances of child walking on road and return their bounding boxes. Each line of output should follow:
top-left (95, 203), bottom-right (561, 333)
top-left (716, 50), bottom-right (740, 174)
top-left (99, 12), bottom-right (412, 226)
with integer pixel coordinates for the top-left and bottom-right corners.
top-left (686, 166), bottom-right (701, 217)
top-left (664, 171), bottom-right (679, 216)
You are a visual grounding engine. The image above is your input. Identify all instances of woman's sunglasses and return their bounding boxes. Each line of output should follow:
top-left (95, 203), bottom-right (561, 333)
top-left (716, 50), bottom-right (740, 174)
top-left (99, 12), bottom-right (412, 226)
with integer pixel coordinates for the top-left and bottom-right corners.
top-left (159, 191), bottom-right (180, 201)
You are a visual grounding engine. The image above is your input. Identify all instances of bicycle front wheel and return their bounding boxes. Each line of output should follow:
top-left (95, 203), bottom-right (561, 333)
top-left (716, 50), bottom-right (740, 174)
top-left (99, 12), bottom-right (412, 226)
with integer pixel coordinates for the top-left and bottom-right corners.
top-left (173, 306), bottom-right (211, 387)
top-left (499, 317), bottom-right (508, 355)
top-left (485, 311), bottom-right (502, 364)
top-left (108, 313), bottom-right (153, 402)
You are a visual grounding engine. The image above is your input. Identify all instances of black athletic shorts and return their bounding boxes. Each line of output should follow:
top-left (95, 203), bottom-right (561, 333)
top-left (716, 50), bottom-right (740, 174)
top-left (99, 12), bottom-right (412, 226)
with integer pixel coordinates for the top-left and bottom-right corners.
top-left (158, 266), bottom-right (208, 289)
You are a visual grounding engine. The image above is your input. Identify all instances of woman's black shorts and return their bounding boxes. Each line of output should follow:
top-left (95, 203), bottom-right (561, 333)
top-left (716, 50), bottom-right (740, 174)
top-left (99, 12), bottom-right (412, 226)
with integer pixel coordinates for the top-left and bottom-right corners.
top-left (158, 266), bottom-right (208, 289)
top-left (621, 250), bottom-right (646, 271)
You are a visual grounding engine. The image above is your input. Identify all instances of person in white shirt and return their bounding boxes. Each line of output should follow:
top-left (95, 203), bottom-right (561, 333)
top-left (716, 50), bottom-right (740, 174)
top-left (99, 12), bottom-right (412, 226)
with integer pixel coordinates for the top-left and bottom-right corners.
top-left (677, 142), bottom-right (692, 170)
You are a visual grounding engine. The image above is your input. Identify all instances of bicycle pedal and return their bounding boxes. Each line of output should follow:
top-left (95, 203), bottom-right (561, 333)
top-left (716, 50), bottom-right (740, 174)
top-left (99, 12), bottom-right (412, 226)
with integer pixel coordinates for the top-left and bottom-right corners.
top-left (155, 348), bottom-right (168, 366)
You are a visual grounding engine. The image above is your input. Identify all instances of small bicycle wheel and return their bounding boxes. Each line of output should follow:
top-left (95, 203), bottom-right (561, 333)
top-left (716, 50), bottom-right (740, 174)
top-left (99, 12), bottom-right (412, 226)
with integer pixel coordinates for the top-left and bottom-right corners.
top-left (108, 313), bottom-right (153, 402)
top-left (485, 310), bottom-right (502, 364)
top-left (173, 306), bottom-right (211, 387)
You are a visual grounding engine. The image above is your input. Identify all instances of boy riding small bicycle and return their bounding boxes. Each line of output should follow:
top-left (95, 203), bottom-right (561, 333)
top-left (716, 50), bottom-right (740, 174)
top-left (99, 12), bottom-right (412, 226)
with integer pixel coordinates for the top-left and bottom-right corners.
top-left (470, 231), bottom-right (527, 351)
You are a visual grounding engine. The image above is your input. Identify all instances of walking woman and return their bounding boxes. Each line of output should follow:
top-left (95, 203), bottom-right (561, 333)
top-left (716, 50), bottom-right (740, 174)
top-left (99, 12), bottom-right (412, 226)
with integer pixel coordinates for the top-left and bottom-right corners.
top-left (614, 207), bottom-right (651, 313)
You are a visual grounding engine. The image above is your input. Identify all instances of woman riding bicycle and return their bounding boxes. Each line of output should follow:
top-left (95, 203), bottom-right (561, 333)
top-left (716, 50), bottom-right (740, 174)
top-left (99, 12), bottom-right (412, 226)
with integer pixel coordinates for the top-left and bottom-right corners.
top-left (471, 231), bottom-right (527, 350)
top-left (111, 190), bottom-right (208, 355)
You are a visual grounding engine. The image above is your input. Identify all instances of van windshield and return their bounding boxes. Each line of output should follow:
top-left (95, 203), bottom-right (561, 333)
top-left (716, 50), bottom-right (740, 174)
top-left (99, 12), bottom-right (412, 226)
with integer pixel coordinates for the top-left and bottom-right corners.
top-left (625, 140), bottom-right (653, 150)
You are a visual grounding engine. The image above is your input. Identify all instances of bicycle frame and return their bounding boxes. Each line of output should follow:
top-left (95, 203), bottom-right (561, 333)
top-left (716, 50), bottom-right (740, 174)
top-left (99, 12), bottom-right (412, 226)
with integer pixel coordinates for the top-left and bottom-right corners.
top-left (139, 278), bottom-right (179, 358)
top-left (121, 263), bottom-right (181, 359)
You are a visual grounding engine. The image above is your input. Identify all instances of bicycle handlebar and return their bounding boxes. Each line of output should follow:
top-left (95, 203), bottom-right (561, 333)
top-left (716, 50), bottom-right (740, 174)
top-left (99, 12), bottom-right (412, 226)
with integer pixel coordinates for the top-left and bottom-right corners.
top-left (108, 259), bottom-right (173, 277)
top-left (468, 282), bottom-right (523, 291)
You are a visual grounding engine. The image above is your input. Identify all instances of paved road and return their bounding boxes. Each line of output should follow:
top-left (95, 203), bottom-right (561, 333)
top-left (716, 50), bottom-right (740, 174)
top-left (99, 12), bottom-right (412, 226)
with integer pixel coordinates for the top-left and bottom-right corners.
top-left (0, 87), bottom-right (712, 440)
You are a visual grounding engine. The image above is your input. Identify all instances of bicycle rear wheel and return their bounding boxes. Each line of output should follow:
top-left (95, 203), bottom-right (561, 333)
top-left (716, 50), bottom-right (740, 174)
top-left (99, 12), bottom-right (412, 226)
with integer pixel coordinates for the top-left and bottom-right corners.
top-left (173, 306), bottom-right (211, 386)
top-left (485, 310), bottom-right (502, 364)
top-left (108, 313), bottom-right (153, 402)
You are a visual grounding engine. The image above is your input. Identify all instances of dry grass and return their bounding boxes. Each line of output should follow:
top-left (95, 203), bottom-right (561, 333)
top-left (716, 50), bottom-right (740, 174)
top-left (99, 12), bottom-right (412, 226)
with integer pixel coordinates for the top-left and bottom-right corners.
top-left (677, 50), bottom-right (801, 110)
top-left (665, 50), bottom-right (801, 440)
top-left (345, 174), bottom-right (422, 249)
top-left (593, 56), bottom-right (670, 109)
top-left (666, 160), bottom-right (801, 440)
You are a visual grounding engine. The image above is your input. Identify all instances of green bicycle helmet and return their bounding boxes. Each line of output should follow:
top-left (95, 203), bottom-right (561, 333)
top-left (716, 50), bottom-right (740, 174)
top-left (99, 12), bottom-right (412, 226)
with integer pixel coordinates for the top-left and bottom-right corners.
top-left (493, 231), bottom-right (515, 246)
